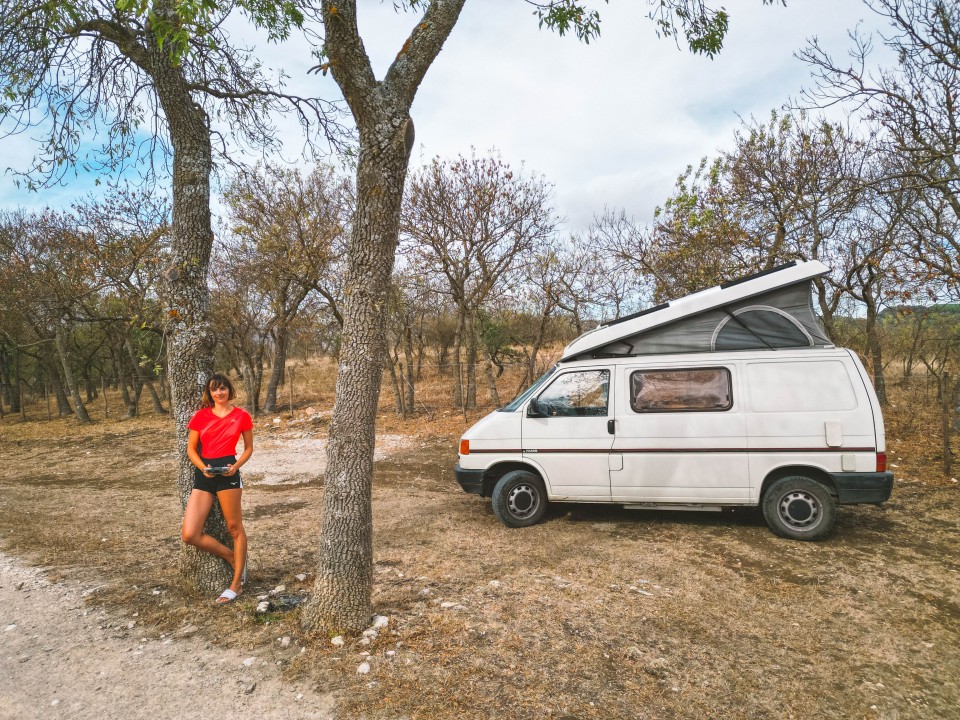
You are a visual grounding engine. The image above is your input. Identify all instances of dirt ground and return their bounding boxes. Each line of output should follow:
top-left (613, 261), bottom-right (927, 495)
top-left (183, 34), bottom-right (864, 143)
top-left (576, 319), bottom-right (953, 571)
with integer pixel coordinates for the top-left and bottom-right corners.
top-left (1, 405), bottom-right (959, 719)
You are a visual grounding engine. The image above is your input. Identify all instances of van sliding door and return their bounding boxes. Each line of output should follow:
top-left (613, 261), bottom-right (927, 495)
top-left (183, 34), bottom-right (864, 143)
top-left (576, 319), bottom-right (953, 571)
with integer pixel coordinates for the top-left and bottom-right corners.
top-left (611, 364), bottom-right (750, 503)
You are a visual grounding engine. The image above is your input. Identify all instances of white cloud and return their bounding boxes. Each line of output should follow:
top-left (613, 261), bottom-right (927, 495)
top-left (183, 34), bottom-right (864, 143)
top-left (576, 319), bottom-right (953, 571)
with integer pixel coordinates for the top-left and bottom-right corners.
top-left (0, 0), bottom-right (886, 230)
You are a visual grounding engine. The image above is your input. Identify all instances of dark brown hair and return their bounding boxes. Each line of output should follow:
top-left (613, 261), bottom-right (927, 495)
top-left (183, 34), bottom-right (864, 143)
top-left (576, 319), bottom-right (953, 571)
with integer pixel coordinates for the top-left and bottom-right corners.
top-left (201, 373), bottom-right (236, 406)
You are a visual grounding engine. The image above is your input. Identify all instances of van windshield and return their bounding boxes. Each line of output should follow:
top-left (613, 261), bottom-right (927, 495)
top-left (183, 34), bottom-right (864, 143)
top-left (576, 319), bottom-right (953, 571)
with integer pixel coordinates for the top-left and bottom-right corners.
top-left (499, 366), bottom-right (558, 412)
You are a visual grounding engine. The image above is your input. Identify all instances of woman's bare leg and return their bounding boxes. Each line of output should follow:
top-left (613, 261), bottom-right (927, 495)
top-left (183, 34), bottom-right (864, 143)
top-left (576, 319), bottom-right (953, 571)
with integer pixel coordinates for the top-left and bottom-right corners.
top-left (181, 490), bottom-right (235, 569)
top-left (217, 488), bottom-right (246, 594)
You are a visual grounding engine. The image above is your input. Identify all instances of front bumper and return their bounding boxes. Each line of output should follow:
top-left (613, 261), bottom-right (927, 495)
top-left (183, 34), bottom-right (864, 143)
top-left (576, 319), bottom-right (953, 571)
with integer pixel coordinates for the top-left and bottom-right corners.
top-left (831, 471), bottom-right (894, 504)
top-left (454, 464), bottom-right (484, 495)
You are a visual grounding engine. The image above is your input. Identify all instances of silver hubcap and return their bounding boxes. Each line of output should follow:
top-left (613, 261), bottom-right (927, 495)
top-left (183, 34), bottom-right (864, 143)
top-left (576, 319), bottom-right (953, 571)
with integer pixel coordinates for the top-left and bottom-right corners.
top-left (507, 483), bottom-right (540, 519)
top-left (778, 490), bottom-right (821, 530)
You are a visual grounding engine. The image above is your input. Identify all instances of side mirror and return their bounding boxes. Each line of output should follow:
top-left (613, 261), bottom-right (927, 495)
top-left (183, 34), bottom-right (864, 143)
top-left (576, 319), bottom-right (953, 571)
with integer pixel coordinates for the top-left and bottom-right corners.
top-left (527, 397), bottom-right (546, 418)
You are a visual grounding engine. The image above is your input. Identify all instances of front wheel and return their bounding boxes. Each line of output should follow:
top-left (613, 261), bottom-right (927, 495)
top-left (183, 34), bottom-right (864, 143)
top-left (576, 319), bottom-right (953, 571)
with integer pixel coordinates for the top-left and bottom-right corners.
top-left (762, 475), bottom-right (837, 541)
top-left (491, 470), bottom-right (548, 528)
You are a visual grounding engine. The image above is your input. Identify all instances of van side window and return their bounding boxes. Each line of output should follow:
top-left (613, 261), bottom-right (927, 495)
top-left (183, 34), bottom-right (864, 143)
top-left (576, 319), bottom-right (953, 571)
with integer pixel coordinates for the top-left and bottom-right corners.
top-left (537, 370), bottom-right (610, 417)
top-left (630, 368), bottom-right (732, 413)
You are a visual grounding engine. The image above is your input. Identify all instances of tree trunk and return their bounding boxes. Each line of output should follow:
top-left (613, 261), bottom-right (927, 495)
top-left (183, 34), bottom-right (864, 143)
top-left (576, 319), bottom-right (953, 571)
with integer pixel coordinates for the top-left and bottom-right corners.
top-left (452, 309), bottom-right (465, 408)
top-left (302, 123), bottom-right (411, 635)
top-left (403, 324), bottom-right (415, 413)
top-left (54, 323), bottom-right (92, 423)
top-left (264, 325), bottom-right (288, 413)
top-left (386, 353), bottom-right (405, 417)
top-left (150, 22), bottom-right (230, 593)
top-left (484, 358), bottom-right (500, 407)
top-left (464, 311), bottom-right (477, 410)
top-left (864, 295), bottom-right (887, 406)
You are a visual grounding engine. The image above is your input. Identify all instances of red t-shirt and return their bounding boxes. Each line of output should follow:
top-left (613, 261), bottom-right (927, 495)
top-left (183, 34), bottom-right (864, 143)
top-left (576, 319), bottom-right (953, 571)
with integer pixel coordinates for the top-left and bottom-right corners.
top-left (187, 407), bottom-right (253, 458)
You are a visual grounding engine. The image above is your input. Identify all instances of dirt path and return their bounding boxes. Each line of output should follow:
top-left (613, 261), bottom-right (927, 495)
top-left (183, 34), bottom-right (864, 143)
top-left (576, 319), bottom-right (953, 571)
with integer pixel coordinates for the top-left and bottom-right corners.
top-left (0, 552), bottom-right (334, 720)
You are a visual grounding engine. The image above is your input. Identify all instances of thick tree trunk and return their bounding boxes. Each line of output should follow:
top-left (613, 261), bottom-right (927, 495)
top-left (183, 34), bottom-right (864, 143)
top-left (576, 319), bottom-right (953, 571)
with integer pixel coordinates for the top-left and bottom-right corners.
top-left (149, 24), bottom-right (230, 593)
top-left (302, 125), bottom-right (411, 635)
top-left (54, 323), bottom-right (92, 423)
top-left (264, 326), bottom-right (287, 413)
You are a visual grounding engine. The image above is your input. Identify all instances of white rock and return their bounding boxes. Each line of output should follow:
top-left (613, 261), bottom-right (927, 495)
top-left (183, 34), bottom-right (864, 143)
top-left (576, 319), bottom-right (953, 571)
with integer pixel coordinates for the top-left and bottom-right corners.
top-left (295, 573), bottom-right (308, 582)
top-left (488, 580), bottom-right (501, 588)
top-left (280, 636), bottom-right (291, 647)
top-left (127, 621), bottom-right (136, 629)
top-left (256, 601), bottom-right (271, 613)
top-left (419, 587), bottom-right (431, 596)
top-left (243, 657), bottom-right (257, 667)
top-left (269, 585), bottom-right (286, 596)
top-left (359, 637), bottom-right (371, 645)
top-left (357, 662), bottom-right (371, 675)
top-left (440, 601), bottom-right (456, 608)
top-left (51, 699), bottom-right (60, 707)
top-left (330, 636), bottom-right (345, 647)
top-left (296, 693), bottom-right (303, 700)
top-left (273, 417), bottom-right (282, 424)
top-left (3, 624), bottom-right (15, 632)
top-left (257, 594), bottom-right (269, 601)
top-left (362, 629), bottom-right (378, 639)
top-left (385, 650), bottom-right (396, 657)
top-left (372, 615), bottom-right (389, 629)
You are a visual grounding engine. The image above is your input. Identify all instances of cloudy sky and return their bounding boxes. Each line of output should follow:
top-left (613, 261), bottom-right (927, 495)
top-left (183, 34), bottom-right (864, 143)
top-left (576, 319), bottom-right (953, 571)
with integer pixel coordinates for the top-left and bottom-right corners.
top-left (0, 0), bottom-right (886, 230)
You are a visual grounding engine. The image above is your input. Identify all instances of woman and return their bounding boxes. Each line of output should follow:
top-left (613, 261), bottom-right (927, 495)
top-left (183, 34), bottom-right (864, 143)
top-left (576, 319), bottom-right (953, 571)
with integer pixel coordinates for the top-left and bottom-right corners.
top-left (181, 373), bottom-right (253, 603)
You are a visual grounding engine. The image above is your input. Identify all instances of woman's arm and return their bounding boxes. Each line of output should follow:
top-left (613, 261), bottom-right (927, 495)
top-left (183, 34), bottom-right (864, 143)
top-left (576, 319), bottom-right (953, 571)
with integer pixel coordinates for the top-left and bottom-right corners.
top-left (228, 429), bottom-right (254, 474)
top-left (187, 429), bottom-right (212, 474)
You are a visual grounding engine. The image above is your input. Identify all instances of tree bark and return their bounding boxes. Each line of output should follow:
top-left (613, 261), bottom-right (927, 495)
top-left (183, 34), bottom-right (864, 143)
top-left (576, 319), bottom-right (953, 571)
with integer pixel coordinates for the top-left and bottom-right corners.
top-left (148, 10), bottom-right (230, 593)
top-left (264, 324), bottom-right (288, 413)
top-left (302, 0), bottom-right (467, 636)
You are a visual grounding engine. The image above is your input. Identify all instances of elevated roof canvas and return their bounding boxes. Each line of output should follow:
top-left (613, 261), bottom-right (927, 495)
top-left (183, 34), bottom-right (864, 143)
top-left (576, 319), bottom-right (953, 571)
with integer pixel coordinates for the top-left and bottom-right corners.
top-left (561, 260), bottom-right (831, 361)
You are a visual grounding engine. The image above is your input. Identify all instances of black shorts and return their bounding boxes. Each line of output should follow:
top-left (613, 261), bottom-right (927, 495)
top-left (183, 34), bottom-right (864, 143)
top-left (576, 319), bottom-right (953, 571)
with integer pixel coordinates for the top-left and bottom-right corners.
top-left (194, 455), bottom-right (243, 494)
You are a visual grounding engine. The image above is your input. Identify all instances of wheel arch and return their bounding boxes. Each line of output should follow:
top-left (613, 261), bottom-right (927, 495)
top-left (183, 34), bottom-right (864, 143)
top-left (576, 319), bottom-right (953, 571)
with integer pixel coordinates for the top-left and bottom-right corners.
top-left (760, 465), bottom-right (837, 501)
top-left (480, 461), bottom-right (545, 497)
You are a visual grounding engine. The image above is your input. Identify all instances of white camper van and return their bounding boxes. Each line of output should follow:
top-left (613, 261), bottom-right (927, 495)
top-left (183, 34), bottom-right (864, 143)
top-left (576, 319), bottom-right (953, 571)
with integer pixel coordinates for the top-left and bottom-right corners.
top-left (454, 261), bottom-right (893, 541)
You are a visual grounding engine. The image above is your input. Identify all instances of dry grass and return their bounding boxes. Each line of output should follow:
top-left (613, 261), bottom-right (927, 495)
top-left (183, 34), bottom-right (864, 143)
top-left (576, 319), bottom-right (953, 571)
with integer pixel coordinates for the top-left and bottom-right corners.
top-left (1, 362), bottom-right (959, 718)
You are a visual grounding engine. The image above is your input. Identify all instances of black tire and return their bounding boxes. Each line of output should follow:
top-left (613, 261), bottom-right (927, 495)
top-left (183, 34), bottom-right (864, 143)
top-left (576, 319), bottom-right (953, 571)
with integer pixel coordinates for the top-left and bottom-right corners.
top-left (491, 470), bottom-right (548, 528)
top-left (762, 475), bottom-right (837, 541)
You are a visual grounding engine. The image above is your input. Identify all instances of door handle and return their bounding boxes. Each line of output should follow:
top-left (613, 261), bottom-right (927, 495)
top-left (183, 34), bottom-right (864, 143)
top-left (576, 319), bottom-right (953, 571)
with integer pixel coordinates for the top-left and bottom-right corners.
top-left (607, 419), bottom-right (615, 435)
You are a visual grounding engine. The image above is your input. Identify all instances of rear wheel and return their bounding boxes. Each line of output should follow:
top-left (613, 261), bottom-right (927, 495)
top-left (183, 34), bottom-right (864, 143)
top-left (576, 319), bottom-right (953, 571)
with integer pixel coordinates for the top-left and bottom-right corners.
top-left (491, 470), bottom-right (548, 528)
top-left (762, 475), bottom-right (836, 541)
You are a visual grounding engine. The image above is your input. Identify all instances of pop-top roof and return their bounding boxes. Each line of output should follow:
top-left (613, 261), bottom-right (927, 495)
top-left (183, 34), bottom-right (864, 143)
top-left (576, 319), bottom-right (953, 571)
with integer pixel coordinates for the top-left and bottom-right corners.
top-left (561, 260), bottom-right (831, 361)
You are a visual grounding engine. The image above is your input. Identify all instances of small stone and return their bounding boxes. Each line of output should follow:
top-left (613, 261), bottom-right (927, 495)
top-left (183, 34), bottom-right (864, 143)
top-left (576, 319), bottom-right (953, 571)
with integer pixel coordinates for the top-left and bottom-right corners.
top-left (243, 682), bottom-right (257, 695)
top-left (419, 587), bottom-right (431, 596)
top-left (3, 624), bottom-right (15, 632)
top-left (152, 590), bottom-right (161, 595)
top-left (359, 637), bottom-right (371, 645)
top-left (14, 581), bottom-right (23, 591)
top-left (295, 574), bottom-right (308, 582)
top-left (269, 585), bottom-right (286, 596)
top-left (256, 601), bottom-right (271, 613)
top-left (331, 635), bottom-right (345, 647)
top-left (440, 601), bottom-right (456, 608)
top-left (357, 661), bottom-right (371, 674)
top-left (280, 636), bottom-right (291, 648)
top-left (243, 657), bottom-right (257, 667)
top-left (385, 650), bottom-right (396, 657)
top-left (488, 580), bottom-right (501, 588)
top-left (362, 629), bottom-right (378, 639)
top-left (180, 625), bottom-right (199, 636)
top-left (372, 615), bottom-right (389, 629)
top-left (296, 693), bottom-right (303, 700)
top-left (127, 621), bottom-right (136, 629)
top-left (273, 417), bottom-right (282, 424)
top-left (51, 699), bottom-right (60, 707)
top-left (257, 594), bottom-right (269, 601)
